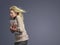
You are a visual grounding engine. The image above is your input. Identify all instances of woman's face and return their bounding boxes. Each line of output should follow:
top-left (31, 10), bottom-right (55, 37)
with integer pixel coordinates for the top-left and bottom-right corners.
top-left (10, 10), bottom-right (17, 18)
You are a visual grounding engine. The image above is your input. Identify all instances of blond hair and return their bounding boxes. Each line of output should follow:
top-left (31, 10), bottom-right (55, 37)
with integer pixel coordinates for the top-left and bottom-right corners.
top-left (10, 6), bottom-right (26, 20)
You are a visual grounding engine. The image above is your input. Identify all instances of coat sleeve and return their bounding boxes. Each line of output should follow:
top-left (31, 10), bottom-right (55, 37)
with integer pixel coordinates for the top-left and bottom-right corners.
top-left (16, 16), bottom-right (25, 32)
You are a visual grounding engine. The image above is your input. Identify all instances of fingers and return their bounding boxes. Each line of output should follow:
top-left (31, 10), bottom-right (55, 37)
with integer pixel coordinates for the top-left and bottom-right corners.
top-left (11, 27), bottom-right (17, 32)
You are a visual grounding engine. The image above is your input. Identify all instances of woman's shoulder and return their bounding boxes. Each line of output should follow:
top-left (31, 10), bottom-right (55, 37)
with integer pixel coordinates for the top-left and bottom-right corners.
top-left (16, 15), bottom-right (24, 22)
top-left (16, 15), bottom-right (20, 18)
top-left (16, 15), bottom-right (22, 20)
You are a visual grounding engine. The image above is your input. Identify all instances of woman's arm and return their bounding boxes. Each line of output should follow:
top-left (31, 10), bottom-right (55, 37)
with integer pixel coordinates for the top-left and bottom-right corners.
top-left (10, 25), bottom-right (18, 33)
top-left (16, 15), bottom-right (24, 32)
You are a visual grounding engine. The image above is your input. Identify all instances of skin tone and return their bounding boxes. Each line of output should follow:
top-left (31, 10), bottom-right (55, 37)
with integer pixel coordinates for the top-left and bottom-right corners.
top-left (10, 10), bottom-right (17, 18)
top-left (10, 10), bottom-right (18, 32)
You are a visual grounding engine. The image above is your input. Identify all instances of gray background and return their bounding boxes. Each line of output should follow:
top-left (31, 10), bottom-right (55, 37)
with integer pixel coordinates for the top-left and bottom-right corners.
top-left (0, 0), bottom-right (60, 45)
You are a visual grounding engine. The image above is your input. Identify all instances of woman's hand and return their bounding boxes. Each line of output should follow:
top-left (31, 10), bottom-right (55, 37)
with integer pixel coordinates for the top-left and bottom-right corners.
top-left (10, 26), bottom-right (17, 32)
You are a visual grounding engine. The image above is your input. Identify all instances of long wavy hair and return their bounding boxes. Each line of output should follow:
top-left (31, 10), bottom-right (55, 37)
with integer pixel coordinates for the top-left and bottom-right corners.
top-left (9, 6), bottom-right (26, 20)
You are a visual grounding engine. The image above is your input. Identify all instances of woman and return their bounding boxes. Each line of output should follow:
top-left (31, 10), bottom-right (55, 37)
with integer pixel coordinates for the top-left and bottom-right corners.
top-left (9, 6), bottom-right (29, 45)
